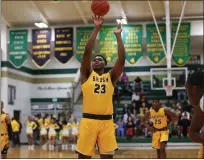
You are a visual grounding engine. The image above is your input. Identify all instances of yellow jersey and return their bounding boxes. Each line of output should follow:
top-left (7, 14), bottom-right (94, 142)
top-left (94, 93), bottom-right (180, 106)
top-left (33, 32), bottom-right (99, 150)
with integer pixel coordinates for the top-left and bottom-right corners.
top-left (150, 107), bottom-right (167, 129)
top-left (26, 121), bottom-right (37, 130)
top-left (81, 71), bottom-right (114, 115)
top-left (1, 113), bottom-right (8, 134)
top-left (11, 120), bottom-right (20, 132)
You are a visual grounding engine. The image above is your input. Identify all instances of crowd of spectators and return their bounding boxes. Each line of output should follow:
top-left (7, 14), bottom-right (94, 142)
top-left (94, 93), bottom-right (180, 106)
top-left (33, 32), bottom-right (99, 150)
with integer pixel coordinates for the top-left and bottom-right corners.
top-left (113, 72), bottom-right (194, 140)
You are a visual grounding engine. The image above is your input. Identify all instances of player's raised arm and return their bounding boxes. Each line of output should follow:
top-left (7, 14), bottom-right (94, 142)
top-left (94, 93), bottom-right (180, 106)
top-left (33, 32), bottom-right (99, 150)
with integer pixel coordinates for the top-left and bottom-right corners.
top-left (80, 15), bottom-right (103, 81)
top-left (189, 106), bottom-right (204, 143)
top-left (110, 23), bottom-right (125, 86)
top-left (164, 108), bottom-right (178, 123)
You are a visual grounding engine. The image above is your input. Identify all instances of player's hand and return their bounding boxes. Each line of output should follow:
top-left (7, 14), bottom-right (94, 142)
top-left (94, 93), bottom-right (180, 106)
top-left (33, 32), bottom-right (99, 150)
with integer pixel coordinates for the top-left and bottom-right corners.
top-left (92, 15), bottom-right (103, 29)
top-left (114, 23), bottom-right (122, 35)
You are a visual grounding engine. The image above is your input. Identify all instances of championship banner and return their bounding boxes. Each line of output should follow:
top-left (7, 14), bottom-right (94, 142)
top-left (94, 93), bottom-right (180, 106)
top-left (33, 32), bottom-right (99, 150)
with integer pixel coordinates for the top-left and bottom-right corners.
top-left (146, 24), bottom-right (166, 64)
top-left (76, 27), bottom-right (98, 62)
top-left (54, 28), bottom-right (73, 64)
top-left (9, 30), bottom-right (28, 68)
top-left (123, 25), bottom-right (143, 64)
top-left (172, 23), bottom-right (190, 66)
top-left (32, 29), bottom-right (51, 68)
top-left (99, 26), bottom-right (118, 63)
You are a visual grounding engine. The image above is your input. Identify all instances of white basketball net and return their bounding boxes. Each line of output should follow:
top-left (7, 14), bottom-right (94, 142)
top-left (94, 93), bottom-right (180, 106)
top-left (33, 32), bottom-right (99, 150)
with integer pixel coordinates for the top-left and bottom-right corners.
top-left (165, 85), bottom-right (173, 96)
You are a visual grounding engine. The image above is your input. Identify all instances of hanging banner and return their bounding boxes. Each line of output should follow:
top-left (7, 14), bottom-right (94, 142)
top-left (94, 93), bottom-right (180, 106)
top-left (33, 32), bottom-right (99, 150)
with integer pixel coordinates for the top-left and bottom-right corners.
top-left (99, 26), bottom-right (118, 63)
top-left (146, 24), bottom-right (166, 64)
top-left (54, 28), bottom-right (73, 64)
top-left (32, 29), bottom-right (51, 68)
top-left (187, 55), bottom-right (200, 65)
top-left (172, 23), bottom-right (190, 66)
top-left (9, 30), bottom-right (28, 68)
top-left (76, 27), bottom-right (98, 62)
top-left (123, 25), bottom-right (143, 64)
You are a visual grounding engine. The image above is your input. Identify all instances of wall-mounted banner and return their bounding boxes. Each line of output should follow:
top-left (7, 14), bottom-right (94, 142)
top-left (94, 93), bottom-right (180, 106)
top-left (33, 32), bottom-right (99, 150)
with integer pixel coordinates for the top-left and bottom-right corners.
top-left (146, 24), bottom-right (166, 64)
top-left (76, 27), bottom-right (98, 62)
top-left (9, 30), bottom-right (28, 68)
top-left (123, 25), bottom-right (143, 64)
top-left (32, 29), bottom-right (51, 68)
top-left (54, 28), bottom-right (73, 64)
top-left (187, 55), bottom-right (200, 65)
top-left (99, 26), bottom-right (118, 63)
top-left (172, 23), bottom-right (190, 66)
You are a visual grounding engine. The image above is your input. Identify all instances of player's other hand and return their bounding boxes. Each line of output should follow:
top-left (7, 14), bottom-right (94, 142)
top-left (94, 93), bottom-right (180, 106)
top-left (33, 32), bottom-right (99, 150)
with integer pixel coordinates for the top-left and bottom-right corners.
top-left (114, 23), bottom-right (122, 35)
top-left (92, 15), bottom-right (103, 29)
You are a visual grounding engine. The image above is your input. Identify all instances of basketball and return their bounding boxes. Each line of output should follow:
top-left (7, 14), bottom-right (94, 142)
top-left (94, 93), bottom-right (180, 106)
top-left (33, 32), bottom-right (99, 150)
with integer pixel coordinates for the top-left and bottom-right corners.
top-left (91, 0), bottom-right (110, 16)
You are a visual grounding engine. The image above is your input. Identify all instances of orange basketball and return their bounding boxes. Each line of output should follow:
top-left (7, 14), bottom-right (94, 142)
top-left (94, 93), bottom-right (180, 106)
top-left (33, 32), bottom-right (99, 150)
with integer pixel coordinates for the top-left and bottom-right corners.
top-left (91, 0), bottom-right (110, 16)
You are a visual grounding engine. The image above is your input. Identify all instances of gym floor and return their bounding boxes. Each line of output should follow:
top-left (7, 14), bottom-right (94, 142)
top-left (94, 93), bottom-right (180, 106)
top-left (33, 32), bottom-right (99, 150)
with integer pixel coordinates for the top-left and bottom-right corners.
top-left (7, 146), bottom-right (198, 159)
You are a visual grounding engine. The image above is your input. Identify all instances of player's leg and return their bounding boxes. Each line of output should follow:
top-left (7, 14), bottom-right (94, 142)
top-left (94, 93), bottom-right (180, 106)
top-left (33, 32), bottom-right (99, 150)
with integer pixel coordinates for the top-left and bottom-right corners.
top-left (156, 149), bottom-right (161, 159)
top-left (160, 130), bottom-right (169, 159)
top-left (152, 131), bottom-right (161, 158)
top-left (1, 135), bottom-right (9, 159)
top-left (98, 120), bottom-right (118, 159)
top-left (76, 118), bottom-right (98, 158)
top-left (160, 142), bottom-right (167, 158)
top-left (197, 144), bottom-right (204, 159)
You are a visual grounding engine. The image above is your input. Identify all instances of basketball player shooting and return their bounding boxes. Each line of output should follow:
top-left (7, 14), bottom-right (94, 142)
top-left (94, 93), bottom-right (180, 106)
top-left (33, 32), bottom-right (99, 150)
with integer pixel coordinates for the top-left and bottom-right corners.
top-left (186, 71), bottom-right (204, 158)
top-left (76, 15), bottom-right (125, 159)
top-left (142, 99), bottom-right (178, 159)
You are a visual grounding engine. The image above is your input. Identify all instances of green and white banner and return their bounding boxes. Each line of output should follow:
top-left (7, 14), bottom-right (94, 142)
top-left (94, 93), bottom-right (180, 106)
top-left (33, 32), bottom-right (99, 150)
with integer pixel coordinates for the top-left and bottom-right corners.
top-left (123, 25), bottom-right (143, 64)
top-left (172, 23), bottom-right (191, 66)
top-left (9, 30), bottom-right (28, 68)
top-left (76, 27), bottom-right (98, 62)
top-left (146, 24), bottom-right (166, 64)
top-left (99, 26), bottom-right (118, 63)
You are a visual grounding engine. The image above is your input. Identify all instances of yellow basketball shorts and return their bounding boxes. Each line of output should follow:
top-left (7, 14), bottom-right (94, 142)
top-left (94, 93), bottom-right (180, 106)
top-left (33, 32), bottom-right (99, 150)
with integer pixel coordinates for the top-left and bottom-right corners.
top-left (1, 134), bottom-right (9, 154)
top-left (152, 130), bottom-right (169, 149)
top-left (198, 144), bottom-right (204, 159)
top-left (76, 118), bottom-right (118, 156)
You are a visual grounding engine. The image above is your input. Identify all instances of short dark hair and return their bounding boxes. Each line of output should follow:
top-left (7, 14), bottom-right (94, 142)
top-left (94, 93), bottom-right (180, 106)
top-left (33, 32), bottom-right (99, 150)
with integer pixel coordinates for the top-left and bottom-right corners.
top-left (187, 71), bottom-right (204, 89)
top-left (93, 54), bottom-right (107, 66)
top-left (1, 101), bottom-right (3, 105)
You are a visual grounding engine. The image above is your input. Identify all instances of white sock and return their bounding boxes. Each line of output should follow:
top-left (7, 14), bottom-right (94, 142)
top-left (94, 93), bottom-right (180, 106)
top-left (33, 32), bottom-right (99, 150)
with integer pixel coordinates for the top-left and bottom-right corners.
top-left (52, 145), bottom-right (54, 150)
top-left (28, 145), bottom-right (31, 150)
top-left (49, 145), bottom-right (52, 150)
top-left (62, 144), bottom-right (65, 150)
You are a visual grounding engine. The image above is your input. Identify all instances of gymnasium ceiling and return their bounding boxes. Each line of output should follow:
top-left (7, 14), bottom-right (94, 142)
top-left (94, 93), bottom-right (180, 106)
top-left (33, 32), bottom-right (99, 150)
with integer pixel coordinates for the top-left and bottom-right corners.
top-left (2, 1), bottom-right (203, 28)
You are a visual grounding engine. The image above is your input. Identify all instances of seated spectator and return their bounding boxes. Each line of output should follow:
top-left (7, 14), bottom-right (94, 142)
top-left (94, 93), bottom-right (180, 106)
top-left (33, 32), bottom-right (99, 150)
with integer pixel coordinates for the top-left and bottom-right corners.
top-left (132, 92), bottom-right (141, 113)
top-left (130, 108), bottom-right (138, 125)
top-left (121, 72), bottom-right (129, 84)
top-left (177, 91), bottom-right (186, 101)
top-left (126, 116), bottom-right (134, 140)
top-left (116, 117), bottom-right (125, 137)
top-left (113, 87), bottom-right (120, 104)
top-left (139, 102), bottom-right (149, 117)
top-left (179, 111), bottom-right (191, 138)
top-left (134, 76), bottom-right (143, 92)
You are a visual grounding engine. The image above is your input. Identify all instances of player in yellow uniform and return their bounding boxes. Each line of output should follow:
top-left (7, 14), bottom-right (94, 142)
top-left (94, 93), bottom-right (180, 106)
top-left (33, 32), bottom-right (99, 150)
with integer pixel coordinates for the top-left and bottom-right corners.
top-left (1, 101), bottom-right (11, 159)
top-left (26, 116), bottom-right (37, 150)
top-left (76, 15), bottom-right (125, 159)
top-left (185, 71), bottom-right (204, 158)
top-left (142, 100), bottom-right (177, 159)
